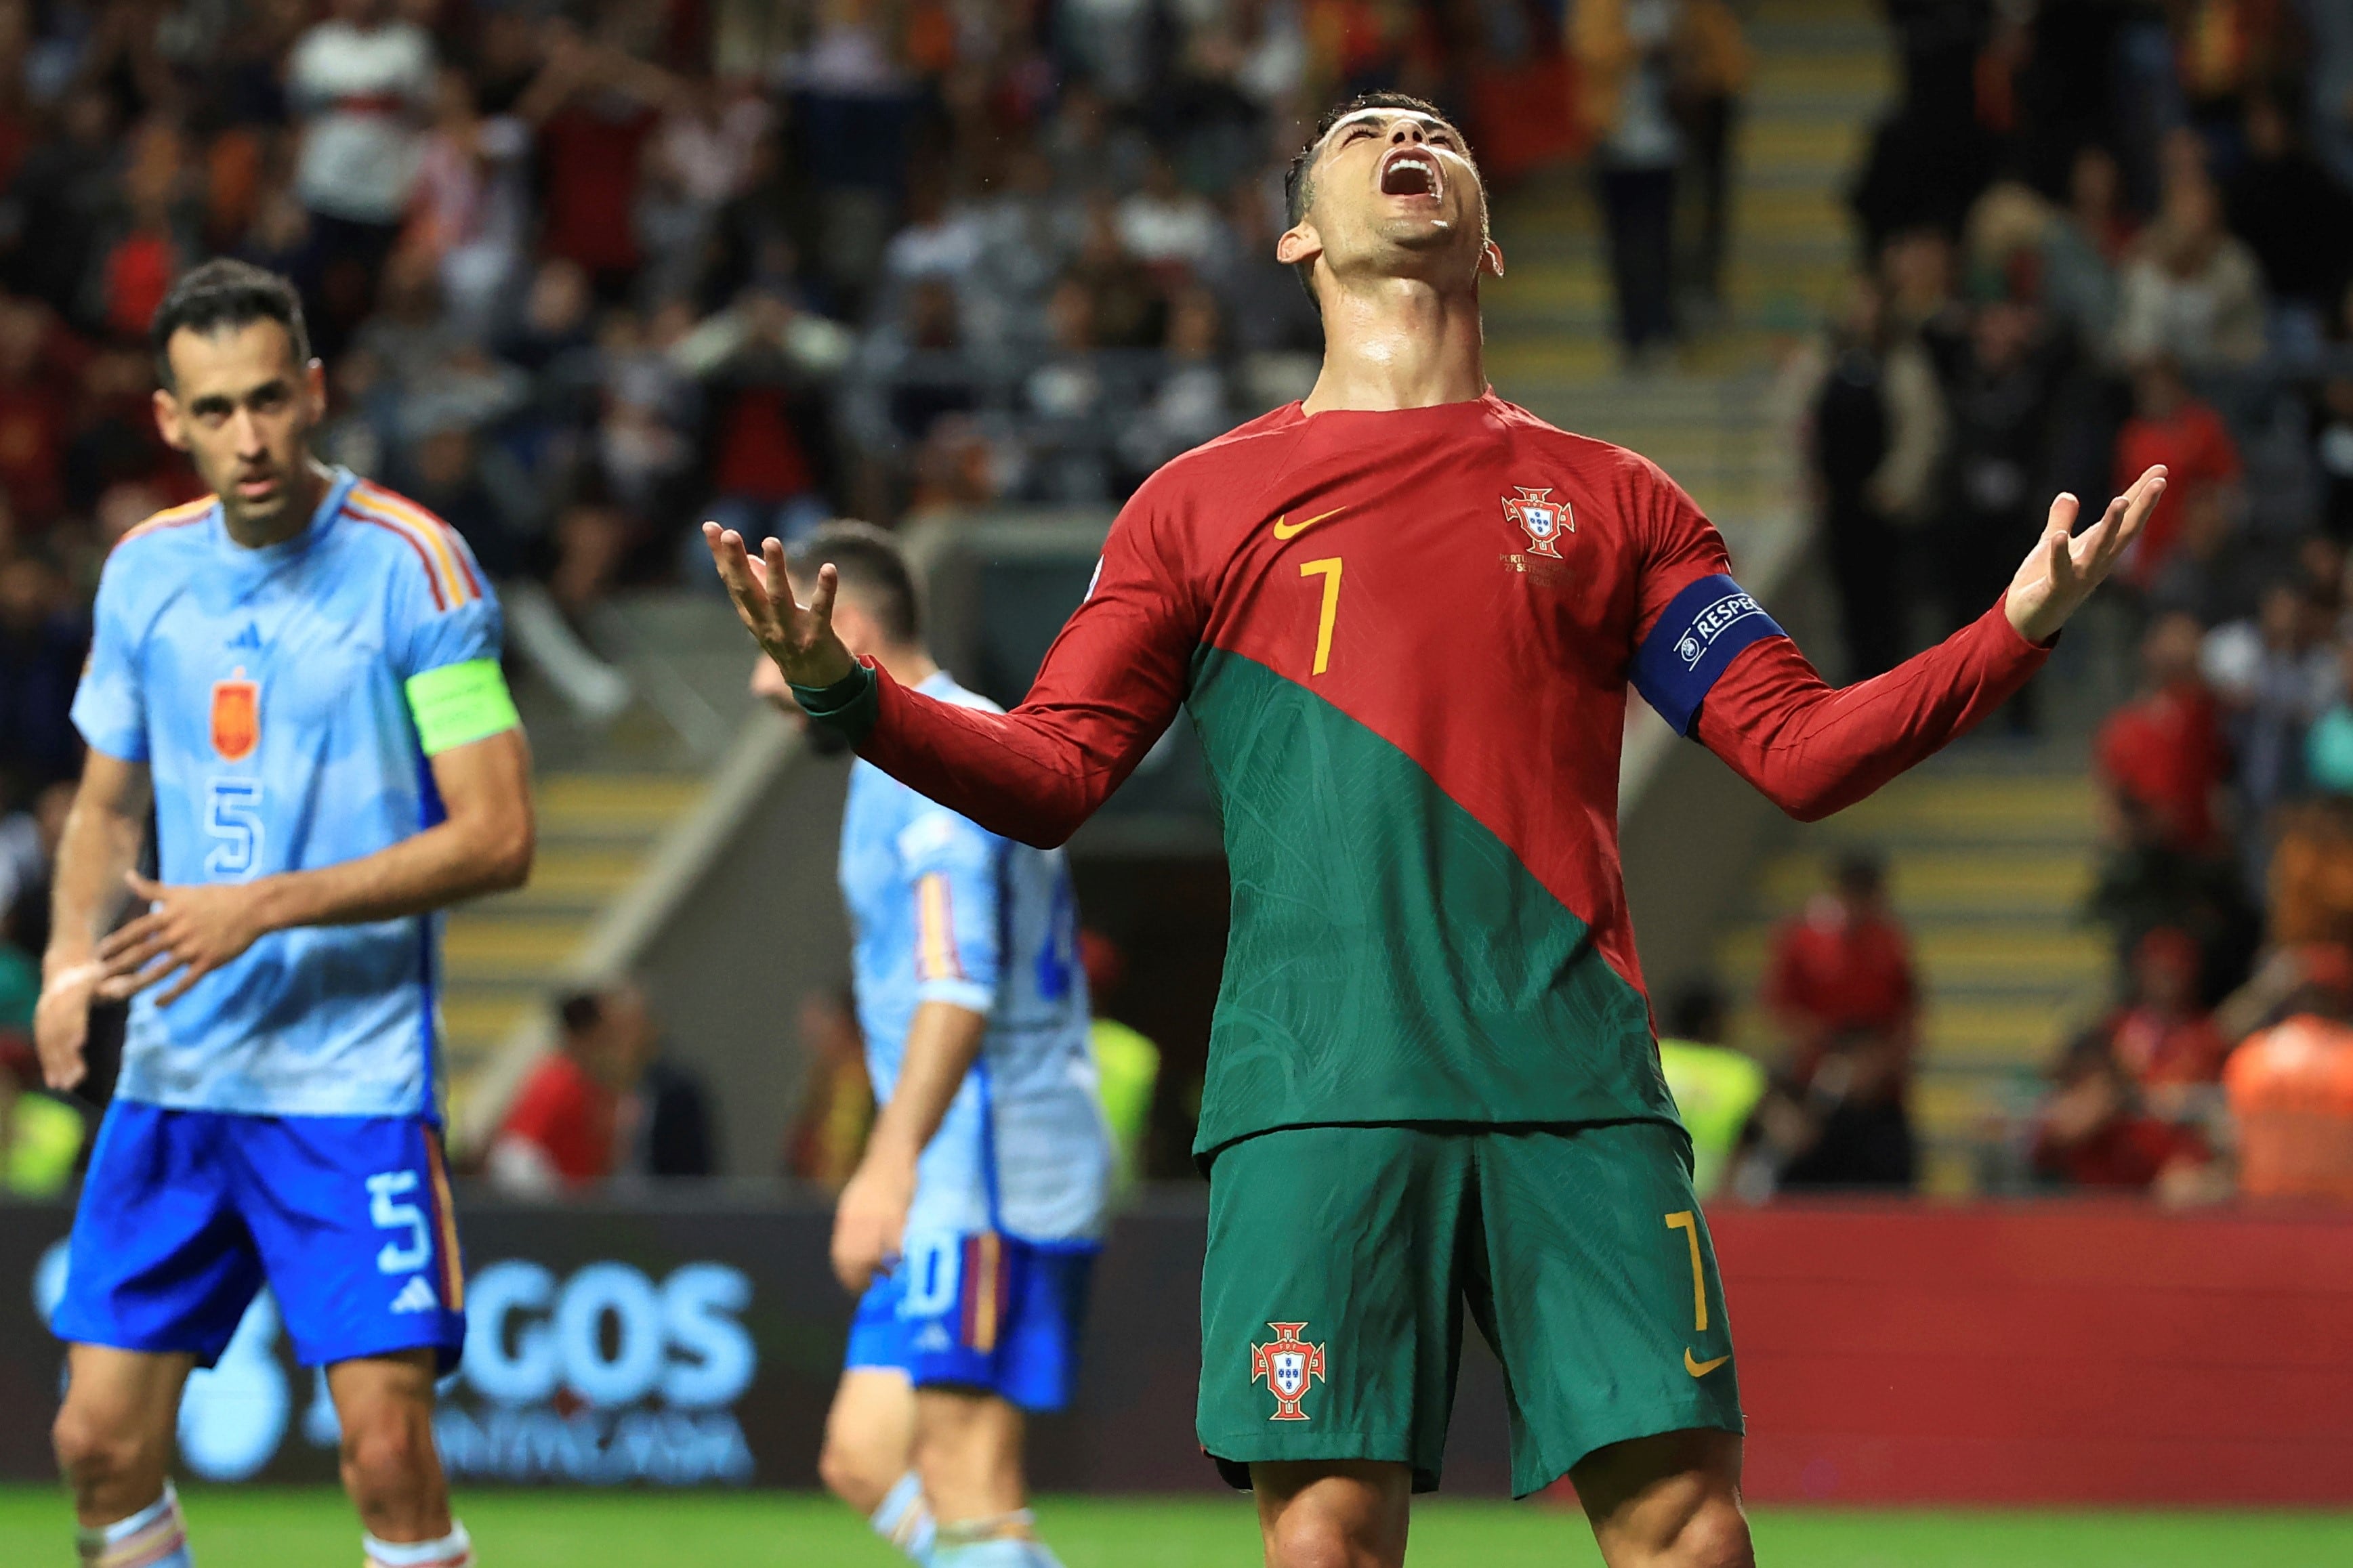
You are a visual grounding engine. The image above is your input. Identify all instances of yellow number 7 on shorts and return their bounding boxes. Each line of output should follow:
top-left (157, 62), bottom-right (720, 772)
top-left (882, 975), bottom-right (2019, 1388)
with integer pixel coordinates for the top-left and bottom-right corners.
top-left (1664, 1210), bottom-right (1707, 1333)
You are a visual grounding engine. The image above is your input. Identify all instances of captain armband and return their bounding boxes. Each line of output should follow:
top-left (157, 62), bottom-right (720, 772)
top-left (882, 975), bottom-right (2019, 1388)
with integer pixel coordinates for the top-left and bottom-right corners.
top-left (1629, 573), bottom-right (1789, 737)
top-left (405, 658), bottom-right (522, 755)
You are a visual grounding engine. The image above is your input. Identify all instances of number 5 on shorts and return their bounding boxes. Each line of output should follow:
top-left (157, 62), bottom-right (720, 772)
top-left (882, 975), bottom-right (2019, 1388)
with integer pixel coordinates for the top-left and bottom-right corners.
top-left (369, 1171), bottom-right (432, 1274)
top-left (1665, 1210), bottom-right (1708, 1332)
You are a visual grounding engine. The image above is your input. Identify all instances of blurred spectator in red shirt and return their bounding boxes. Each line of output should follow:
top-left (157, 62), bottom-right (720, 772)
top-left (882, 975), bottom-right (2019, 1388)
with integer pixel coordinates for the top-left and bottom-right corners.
top-left (491, 983), bottom-right (713, 1192)
top-left (2115, 356), bottom-right (2241, 588)
top-left (0, 295), bottom-right (81, 529)
top-left (2105, 926), bottom-right (2231, 1093)
top-left (518, 20), bottom-right (675, 299)
top-left (2033, 1031), bottom-right (2213, 1193)
top-left (490, 990), bottom-right (626, 1193)
top-left (2096, 612), bottom-right (2231, 858)
top-left (1762, 849), bottom-right (1919, 1088)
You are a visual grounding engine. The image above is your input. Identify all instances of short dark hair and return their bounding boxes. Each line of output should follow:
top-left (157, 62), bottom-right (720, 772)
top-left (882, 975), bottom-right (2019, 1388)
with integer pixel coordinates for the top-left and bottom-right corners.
top-left (150, 259), bottom-right (312, 391)
top-left (1283, 91), bottom-right (1473, 305)
top-left (558, 990), bottom-right (604, 1038)
top-left (787, 520), bottom-right (921, 644)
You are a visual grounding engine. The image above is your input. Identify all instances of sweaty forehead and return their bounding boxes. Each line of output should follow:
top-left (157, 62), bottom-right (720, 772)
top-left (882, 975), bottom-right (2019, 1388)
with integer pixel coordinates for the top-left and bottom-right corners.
top-left (1316, 108), bottom-right (1463, 162)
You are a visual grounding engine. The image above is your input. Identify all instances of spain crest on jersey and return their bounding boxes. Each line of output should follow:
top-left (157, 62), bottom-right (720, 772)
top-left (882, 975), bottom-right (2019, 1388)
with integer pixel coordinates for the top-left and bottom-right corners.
top-left (211, 669), bottom-right (259, 761)
top-left (1503, 487), bottom-right (1570, 558)
top-left (1249, 1321), bottom-right (1327, 1421)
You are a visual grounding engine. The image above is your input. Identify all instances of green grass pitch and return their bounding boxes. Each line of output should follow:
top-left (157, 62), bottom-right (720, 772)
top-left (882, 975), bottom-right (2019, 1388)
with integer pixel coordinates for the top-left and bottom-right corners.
top-left (4, 1488), bottom-right (2352, 1565)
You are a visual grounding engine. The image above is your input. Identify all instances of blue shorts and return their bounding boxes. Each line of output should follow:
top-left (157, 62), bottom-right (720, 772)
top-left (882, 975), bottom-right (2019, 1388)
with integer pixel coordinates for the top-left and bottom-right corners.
top-left (846, 1231), bottom-right (1097, 1412)
top-left (51, 1103), bottom-right (467, 1372)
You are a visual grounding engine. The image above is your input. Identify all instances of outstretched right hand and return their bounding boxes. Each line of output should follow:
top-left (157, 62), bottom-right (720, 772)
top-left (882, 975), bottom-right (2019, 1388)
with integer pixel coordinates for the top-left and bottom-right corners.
top-left (703, 522), bottom-right (858, 690)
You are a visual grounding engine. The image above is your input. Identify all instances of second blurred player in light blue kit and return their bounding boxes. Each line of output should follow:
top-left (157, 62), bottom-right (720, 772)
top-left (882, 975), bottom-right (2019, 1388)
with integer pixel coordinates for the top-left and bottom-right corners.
top-left (754, 522), bottom-right (1109, 1568)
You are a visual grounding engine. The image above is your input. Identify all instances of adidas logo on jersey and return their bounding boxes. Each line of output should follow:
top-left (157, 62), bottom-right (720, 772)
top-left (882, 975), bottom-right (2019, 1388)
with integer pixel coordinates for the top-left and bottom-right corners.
top-left (914, 1324), bottom-right (953, 1353)
top-left (390, 1276), bottom-right (440, 1315)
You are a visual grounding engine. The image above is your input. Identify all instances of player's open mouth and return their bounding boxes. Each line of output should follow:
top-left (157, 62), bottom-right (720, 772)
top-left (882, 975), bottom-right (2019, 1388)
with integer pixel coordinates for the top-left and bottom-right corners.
top-left (1379, 147), bottom-right (1442, 200)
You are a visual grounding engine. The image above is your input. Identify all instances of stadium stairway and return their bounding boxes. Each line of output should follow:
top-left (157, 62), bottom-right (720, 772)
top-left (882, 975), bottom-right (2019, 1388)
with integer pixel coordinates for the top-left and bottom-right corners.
top-left (1482, 0), bottom-right (1886, 387)
top-left (434, 594), bottom-right (752, 1143)
top-left (1482, 0), bottom-right (1888, 559)
top-left (1713, 747), bottom-right (2112, 1195)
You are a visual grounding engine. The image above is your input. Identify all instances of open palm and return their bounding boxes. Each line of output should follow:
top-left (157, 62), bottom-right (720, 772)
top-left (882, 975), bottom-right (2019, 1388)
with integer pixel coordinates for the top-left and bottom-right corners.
top-left (702, 522), bottom-right (858, 689)
top-left (2005, 465), bottom-right (2167, 644)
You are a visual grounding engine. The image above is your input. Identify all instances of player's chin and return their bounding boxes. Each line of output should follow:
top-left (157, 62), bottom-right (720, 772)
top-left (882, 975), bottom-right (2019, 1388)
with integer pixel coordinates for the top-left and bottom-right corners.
top-left (1371, 221), bottom-right (1479, 270)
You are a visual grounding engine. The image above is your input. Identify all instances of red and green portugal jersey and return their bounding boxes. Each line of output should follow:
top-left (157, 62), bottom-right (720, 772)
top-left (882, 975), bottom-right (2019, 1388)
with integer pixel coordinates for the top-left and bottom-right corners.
top-left (808, 391), bottom-right (2049, 1158)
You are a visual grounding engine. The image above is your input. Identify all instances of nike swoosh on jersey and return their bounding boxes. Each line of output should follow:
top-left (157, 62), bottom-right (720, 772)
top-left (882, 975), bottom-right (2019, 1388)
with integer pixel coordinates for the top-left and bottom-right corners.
top-left (1684, 1348), bottom-right (1730, 1378)
top-left (1272, 507), bottom-right (1347, 540)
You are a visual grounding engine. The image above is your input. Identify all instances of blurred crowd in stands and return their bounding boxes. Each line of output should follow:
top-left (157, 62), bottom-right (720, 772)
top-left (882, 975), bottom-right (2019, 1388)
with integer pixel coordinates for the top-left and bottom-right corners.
top-left (1806, 0), bottom-right (2353, 1202)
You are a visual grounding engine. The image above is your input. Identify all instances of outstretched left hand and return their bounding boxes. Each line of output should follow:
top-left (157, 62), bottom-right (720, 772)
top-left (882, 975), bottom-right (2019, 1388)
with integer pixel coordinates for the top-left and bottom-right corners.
top-left (2004, 465), bottom-right (2167, 644)
top-left (96, 872), bottom-right (274, 1006)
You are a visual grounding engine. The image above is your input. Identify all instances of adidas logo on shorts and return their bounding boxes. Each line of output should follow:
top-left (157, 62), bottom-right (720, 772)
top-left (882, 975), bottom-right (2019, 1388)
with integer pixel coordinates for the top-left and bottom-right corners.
top-left (390, 1276), bottom-right (440, 1315)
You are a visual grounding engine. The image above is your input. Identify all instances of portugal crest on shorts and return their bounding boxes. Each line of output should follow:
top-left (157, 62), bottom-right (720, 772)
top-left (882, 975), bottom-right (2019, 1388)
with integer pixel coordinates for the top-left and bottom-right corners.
top-left (210, 669), bottom-right (259, 761)
top-left (1503, 487), bottom-right (1570, 558)
top-left (1249, 1321), bottom-right (1327, 1421)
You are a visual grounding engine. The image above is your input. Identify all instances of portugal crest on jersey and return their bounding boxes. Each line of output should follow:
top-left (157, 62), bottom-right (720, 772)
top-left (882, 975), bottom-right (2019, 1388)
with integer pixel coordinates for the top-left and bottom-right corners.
top-left (1503, 487), bottom-right (1570, 558)
top-left (1249, 1321), bottom-right (1327, 1421)
top-left (211, 670), bottom-right (259, 761)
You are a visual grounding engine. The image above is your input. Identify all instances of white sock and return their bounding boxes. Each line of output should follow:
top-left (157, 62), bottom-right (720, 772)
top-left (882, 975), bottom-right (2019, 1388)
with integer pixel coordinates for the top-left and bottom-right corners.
top-left (869, 1471), bottom-right (937, 1565)
top-left (362, 1521), bottom-right (473, 1567)
top-left (933, 1511), bottom-right (1062, 1567)
top-left (77, 1483), bottom-right (193, 1567)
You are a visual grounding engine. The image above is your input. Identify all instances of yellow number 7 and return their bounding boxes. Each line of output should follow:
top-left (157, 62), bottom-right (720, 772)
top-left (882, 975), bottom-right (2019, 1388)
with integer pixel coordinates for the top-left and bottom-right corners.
top-left (1299, 557), bottom-right (1344, 675)
top-left (1665, 1210), bottom-right (1708, 1332)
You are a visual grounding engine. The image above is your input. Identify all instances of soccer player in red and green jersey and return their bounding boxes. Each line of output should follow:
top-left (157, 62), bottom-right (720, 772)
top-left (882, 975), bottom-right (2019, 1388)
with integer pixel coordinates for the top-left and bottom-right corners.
top-left (710, 93), bottom-right (2163, 1568)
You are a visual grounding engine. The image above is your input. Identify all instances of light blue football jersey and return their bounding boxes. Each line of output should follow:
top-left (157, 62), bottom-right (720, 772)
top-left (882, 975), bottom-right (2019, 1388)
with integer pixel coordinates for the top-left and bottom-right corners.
top-left (840, 672), bottom-right (1112, 1244)
top-left (70, 468), bottom-right (505, 1118)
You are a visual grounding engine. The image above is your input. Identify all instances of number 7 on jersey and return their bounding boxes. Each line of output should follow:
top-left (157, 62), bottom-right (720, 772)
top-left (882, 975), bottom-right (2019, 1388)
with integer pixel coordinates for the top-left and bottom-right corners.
top-left (1299, 557), bottom-right (1344, 676)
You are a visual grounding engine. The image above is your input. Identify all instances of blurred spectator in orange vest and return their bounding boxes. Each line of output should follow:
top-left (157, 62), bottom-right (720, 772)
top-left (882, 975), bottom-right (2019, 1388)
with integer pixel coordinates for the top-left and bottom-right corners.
top-left (2226, 1011), bottom-right (2353, 1201)
top-left (1762, 849), bottom-right (1917, 1088)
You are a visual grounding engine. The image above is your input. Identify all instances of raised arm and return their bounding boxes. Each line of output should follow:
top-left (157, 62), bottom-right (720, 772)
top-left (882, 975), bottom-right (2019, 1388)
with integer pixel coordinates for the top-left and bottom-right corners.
top-left (706, 503), bottom-right (1201, 847)
top-left (35, 749), bottom-right (152, 1090)
top-left (1694, 469), bottom-right (2166, 819)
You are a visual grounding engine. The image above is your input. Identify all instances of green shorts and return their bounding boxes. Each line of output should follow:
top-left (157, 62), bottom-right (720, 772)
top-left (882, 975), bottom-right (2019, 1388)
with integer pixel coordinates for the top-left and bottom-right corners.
top-left (1196, 1120), bottom-right (1743, 1498)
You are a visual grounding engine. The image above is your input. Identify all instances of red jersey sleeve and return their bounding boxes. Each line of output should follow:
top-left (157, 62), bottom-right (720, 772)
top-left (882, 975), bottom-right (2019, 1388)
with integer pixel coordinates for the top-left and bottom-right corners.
top-left (1694, 599), bottom-right (2051, 822)
top-left (848, 475), bottom-right (1208, 848)
top-left (1631, 457), bottom-right (1734, 643)
top-left (1617, 451), bottom-right (2052, 817)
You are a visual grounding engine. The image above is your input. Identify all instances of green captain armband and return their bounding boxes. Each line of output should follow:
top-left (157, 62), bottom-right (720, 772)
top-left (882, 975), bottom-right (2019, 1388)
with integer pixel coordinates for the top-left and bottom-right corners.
top-left (406, 658), bottom-right (522, 755)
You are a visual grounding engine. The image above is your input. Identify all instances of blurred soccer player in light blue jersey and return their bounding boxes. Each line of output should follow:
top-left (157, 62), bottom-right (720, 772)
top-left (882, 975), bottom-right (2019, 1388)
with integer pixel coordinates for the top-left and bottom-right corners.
top-left (35, 261), bottom-right (534, 1568)
top-left (752, 522), bottom-right (1110, 1568)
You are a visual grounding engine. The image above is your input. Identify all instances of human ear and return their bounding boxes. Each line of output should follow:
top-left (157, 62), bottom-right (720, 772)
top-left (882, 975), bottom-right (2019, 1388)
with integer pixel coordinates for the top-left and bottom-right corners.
top-left (1276, 221), bottom-right (1323, 270)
